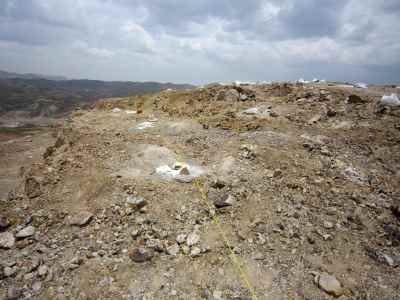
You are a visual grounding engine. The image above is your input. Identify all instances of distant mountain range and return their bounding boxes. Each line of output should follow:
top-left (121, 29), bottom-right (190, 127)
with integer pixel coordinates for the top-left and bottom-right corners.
top-left (0, 70), bottom-right (194, 121)
top-left (0, 70), bottom-right (68, 81)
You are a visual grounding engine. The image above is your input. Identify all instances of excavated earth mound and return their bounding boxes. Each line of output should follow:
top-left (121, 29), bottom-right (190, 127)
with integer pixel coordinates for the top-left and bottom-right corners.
top-left (1, 82), bottom-right (400, 299)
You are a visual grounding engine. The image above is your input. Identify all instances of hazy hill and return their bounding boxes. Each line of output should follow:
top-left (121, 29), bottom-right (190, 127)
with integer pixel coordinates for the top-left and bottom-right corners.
top-left (0, 77), bottom-right (194, 119)
top-left (0, 70), bottom-right (68, 81)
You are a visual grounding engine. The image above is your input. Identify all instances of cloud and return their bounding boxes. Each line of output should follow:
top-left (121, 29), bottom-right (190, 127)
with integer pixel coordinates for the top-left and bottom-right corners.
top-left (72, 41), bottom-right (115, 58)
top-left (121, 22), bottom-right (156, 54)
top-left (0, 0), bottom-right (398, 84)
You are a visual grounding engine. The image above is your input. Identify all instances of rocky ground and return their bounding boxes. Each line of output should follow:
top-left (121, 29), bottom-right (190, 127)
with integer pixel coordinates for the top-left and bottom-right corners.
top-left (1, 82), bottom-right (400, 299)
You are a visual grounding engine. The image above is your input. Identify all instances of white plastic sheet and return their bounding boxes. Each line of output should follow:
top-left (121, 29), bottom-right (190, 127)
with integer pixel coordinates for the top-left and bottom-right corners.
top-left (380, 94), bottom-right (400, 107)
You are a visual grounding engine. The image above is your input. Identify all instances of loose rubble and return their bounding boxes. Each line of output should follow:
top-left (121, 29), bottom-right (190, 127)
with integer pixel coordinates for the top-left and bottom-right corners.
top-left (0, 232), bottom-right (15, 249)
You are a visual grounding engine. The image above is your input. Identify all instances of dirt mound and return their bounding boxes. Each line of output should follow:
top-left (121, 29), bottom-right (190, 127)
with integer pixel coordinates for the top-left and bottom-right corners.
top-left (1, 82), bottom-right (400, 299)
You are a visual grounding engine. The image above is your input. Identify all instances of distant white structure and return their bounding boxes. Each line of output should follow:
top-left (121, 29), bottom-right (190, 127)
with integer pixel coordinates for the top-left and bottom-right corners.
top-left (233, 80), bottom-right (257, 86)
top-left (297, 78), bottom-right (310, 84)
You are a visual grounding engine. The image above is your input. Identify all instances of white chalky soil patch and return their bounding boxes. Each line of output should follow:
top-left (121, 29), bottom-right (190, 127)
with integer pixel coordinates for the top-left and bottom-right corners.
top-left (156, 163), bottom-right (205, 183)
top-left (113, 144), bottom-right (206, 182)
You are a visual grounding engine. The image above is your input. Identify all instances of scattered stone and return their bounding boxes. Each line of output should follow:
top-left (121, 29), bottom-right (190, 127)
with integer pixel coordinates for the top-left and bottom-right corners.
top-left (190, 246), bottom-right (201, 257)
top-left (186, 232), bottom-right (200, 247)
top-left (343, 167), bottom-right (368, 184)
top-left (67, 212), bottom-right (93, 226)
top-left (7, 191), bottom-right (16, 201)
top-left (126, 196), bottom-right (148, 209)
top-left (308, 114), bottom-right (322, 125)
top-left (243, 107), bottom-right (260, 115)
top-left (314, 272), bottom-right (343, 297)
top-left (130, 228), bottom-right (141, 239)
top-left (210, 178), bottom-right (227, 189)
top-left (7, 286), bottom-right (22, 300)
top-left (214, 194), bottom-right (235, 208)
top-left (68, 257), bottom-right (84, 270)
top-left (176, 234), bottom-right (187, 244)
top-left (32, 281), bottom-right (42, 292)
top-left (4, 266), bottom-right (18, 277)
top-left (273, 169), bottom-right (282, 178)
top-left (179, 167), bottom-right (190, 175)
top-left (181, 245), bottom-right (190, 255)
top-left (0, 216), bottom-right (10, 230)
top-left (25, 177), bottom-right (41, 199)
top-left (27, 257), bottom-right (40, 272)
top-left (0, 232), bottom-right (15, 248)
top-left (240, 144), bottom-right (256, 160)
top-left (16, 225), bottom-right (35, 238)
top-left (325, 106), bottom-right (337, 117)
top-left (307, 233), bottom-right (316, 244)
top-left (128, 247), bottom-right (154, 263)
top-left (323, 221), bottom-right (334, 229)
top-left (24, 272), bottom-right (35, 280)
top-left (38, 265), bottom-right (48, 276)
top-left (382, 253), bottom-right (397, 267)
top-left (252, 251), bottom-right (265, 260)
top-left (167, 244), bottom-right (180, 256)
top-left (68, 263), bottom-right (80, 270)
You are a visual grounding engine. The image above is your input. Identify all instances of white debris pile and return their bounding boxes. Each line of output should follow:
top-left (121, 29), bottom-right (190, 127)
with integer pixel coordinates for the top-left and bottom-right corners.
top-left (156, 162), bottom-right (205, 183)
top-left (243, 107), bottom-right (260, 115)
top-left (343, 166), bottom-right (369, 184)
top-left (355, 82), bottom-right (368, 89)
top-left (125, 110), bottom-right (137, 115)
top-left (380, 94), bottom-right (400, 107)
top-left (112, 108), bottom-right (122, 113)
top-left (241, 106), bottom-right (277, 118)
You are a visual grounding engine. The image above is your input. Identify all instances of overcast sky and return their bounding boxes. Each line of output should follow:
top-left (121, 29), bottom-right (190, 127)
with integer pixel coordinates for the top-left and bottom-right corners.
top-left (0, 0), bottom-right (399, 84)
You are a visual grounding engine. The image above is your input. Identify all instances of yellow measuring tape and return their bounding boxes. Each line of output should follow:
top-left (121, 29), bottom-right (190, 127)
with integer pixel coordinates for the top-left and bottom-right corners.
top-left (194, 179), bottom-right (258, 300)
